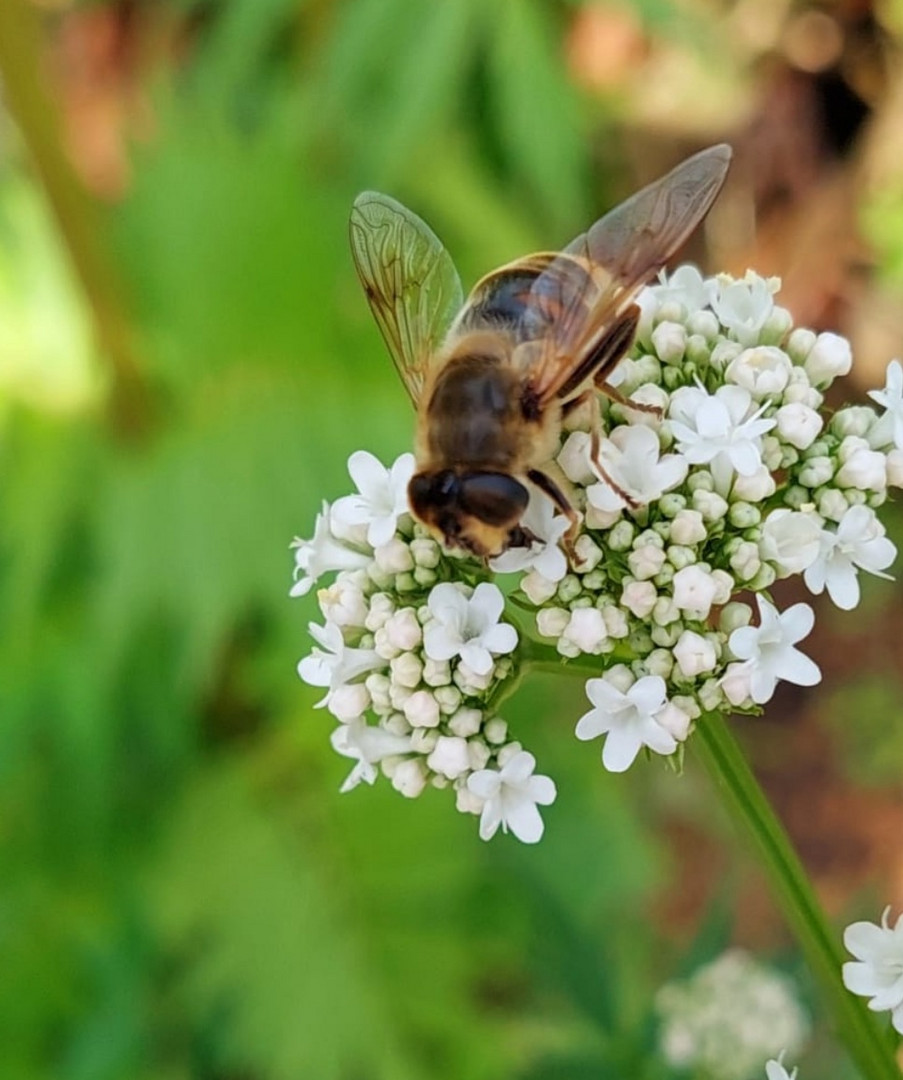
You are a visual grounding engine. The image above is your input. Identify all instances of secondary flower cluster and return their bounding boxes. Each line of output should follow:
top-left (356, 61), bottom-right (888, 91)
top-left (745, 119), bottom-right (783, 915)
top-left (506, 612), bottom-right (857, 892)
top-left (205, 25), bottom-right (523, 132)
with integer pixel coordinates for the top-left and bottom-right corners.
top-left (655, 948), bottom-right (809, 1080)
top-left (292, 450), bottom-right (554, 842)
top-left (292, 267), bottom-right (900, 842)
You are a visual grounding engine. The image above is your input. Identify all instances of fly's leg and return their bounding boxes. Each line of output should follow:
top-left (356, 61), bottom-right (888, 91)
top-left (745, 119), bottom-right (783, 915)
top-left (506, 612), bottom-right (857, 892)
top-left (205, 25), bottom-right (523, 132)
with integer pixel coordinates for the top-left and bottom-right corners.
top-left (526, 467), bottom-right (582, 560)
top-left (562, 390), bottom-right (639, 510)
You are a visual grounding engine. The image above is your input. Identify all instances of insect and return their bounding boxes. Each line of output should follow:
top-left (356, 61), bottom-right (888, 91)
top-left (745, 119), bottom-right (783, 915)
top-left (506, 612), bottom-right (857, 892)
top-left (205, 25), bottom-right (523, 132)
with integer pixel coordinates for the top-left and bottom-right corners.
top-left (349, 144), bottom-right (732, 560)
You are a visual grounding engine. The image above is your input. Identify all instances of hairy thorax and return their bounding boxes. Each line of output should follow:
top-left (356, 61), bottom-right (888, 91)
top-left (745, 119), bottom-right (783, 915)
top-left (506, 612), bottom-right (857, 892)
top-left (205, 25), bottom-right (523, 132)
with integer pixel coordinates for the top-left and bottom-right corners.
top-left (421, 344), bottom-right (526, 471)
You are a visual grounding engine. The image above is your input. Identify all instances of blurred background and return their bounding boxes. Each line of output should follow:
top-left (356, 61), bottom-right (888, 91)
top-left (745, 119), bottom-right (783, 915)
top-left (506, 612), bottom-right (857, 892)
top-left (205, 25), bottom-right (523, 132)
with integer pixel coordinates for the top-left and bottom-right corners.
top-left (2, 0), bottom-right (903, 1077)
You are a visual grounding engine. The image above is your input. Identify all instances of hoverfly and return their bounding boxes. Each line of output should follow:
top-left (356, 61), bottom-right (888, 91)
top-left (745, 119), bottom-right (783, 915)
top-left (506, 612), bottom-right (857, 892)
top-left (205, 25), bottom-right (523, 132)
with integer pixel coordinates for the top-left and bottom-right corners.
top-left (349, 144), bottom-right (732, 560)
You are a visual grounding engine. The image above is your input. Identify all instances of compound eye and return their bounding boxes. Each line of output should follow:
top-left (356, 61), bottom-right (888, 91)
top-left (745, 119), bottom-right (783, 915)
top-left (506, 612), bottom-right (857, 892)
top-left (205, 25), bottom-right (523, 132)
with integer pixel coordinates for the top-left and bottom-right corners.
top-left (408, 470), bottom-right (458, 519)
top-left (458, 473), bottom-right (529, 528)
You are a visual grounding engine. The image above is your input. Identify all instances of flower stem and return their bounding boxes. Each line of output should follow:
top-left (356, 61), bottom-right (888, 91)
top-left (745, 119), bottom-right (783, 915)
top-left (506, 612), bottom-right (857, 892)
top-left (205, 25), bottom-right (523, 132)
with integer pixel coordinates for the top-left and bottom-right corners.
top-left (695, 711), bottom-right (901, 1080)
top-left (0, 0), bottom-right (147, 435)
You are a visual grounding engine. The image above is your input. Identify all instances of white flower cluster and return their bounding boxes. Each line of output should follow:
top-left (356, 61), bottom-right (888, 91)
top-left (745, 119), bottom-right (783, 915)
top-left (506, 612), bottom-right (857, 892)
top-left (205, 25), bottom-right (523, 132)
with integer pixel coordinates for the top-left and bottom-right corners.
top-left (293, 450), bottom-right (555, 843)
top-left (655, 949), bottom-right (809, 1080)
top-left (516, 267), bottom-right (899, 771)
top-left (843, 907), bottom-right (903, 1034)
top-left (292, 268), bottom-right (900, 841)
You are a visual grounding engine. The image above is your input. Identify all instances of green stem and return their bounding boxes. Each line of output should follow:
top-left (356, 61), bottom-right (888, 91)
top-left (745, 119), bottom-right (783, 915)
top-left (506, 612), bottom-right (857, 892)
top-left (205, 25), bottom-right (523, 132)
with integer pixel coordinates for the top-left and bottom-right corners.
top-left (0, 0), bottom-right (147, 435)
top-left (695, 711), bottom-right (901, 1080)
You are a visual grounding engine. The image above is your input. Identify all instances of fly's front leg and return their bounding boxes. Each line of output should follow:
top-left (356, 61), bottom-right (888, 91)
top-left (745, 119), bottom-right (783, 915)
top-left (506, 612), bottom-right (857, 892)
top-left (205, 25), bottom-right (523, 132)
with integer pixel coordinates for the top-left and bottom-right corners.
top-left (525, 467), bottom-right (582, 561)
top-left (562, 389), bottom-right (639, 510)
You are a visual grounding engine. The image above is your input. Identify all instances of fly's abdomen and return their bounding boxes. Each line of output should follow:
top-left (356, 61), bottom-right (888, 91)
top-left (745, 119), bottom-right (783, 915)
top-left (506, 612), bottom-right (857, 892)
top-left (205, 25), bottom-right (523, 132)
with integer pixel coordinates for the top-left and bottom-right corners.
top-left (425, 354), bottom-right (522, 469)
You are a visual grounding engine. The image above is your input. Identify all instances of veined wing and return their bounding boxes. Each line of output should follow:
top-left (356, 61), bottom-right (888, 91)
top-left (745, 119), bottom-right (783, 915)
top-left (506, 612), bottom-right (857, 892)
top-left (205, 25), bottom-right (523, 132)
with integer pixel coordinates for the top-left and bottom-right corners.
top-left (349, 191), bottom-right (464, 405)
top-left (528, 144), bottom-right (732, 403)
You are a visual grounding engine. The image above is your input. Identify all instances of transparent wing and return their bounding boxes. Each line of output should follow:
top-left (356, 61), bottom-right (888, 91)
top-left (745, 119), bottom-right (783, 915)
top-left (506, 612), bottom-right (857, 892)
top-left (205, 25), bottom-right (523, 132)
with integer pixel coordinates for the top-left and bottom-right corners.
top-left (349, 191), bottom-right (464, 405)
top-left (529, 144), bottom-right (732, 403)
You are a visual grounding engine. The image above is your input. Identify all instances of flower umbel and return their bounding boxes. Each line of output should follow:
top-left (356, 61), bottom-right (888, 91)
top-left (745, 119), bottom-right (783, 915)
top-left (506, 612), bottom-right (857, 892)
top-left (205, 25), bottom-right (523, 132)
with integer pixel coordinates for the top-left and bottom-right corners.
top-left (292, 267), bottom-right (899, 843)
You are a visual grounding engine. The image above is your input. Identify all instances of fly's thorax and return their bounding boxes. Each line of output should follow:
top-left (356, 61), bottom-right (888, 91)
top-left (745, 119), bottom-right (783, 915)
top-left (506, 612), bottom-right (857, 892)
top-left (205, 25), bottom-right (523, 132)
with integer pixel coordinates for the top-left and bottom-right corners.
top-left (419, 334), bottom-right (526, 471)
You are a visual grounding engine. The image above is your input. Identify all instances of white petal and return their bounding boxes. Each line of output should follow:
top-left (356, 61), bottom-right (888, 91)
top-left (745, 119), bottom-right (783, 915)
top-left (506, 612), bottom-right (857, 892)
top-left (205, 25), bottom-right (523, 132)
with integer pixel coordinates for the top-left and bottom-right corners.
top-left (575, 707), bottom-right (608, 741)
top-left (601, 726), bottom-right (643, 772)
top-left (778, 603), bottom-right (815, 644)
top-left (527, 774), bottom-right (557, 806)
top-left (845, 921), bottom-right (893, 960)
top-left (478, 800), bottom-right (503, 841)
top-left (423, 624), bottom-right (463, 662)
top-left (467, 769), bottom-right (501, 801)
top-left (774, 648), bottom-right (821, 687)
top-left (824, 561), bottom-right (860, 610)
top-left (472, 581), bottom-right (505, 624)
top-left (628, 675), bottom-right (667, 715)
top-left (501, 750), bottom-right (537, 785)
top-left (506, 798), bottom-right (546, 843)
top-left (347, 449), bottom-right (385, 495)
top-left (481, 622), bottom-right (518, 656)
top-left (460, 641), bottom-right (493, 675)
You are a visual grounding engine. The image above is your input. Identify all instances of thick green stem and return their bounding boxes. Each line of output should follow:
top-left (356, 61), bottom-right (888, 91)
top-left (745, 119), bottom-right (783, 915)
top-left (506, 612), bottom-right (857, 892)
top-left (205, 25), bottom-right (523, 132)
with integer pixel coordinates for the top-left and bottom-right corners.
top-left (0, 0), bottom-right (147, 434)
top-left (695, 712), bottom-right (900, 1080)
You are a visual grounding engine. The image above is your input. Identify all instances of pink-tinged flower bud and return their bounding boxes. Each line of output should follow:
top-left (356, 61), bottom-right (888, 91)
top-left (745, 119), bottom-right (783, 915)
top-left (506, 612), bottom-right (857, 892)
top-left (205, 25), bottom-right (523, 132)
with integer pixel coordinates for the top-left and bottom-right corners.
top-left (403, 690), bottom-right (440, 728)
top-left (670, 508), bottom-right (707, 545)
top-left (673, 629), bottom-right (718, 676)
top-left (621, 579), bottom-right (657, 618)
top-left (562, 608), bottom-right (608, 654)
top-left (327, 682), bottom-right (371, 722)
top-left (656, 701), bottom-right (692, 741)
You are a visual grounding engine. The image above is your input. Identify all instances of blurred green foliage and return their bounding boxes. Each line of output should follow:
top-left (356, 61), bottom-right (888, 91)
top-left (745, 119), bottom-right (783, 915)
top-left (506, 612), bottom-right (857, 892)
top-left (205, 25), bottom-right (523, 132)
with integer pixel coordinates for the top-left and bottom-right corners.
top-left (0, 1), bottom-right (890, 1078)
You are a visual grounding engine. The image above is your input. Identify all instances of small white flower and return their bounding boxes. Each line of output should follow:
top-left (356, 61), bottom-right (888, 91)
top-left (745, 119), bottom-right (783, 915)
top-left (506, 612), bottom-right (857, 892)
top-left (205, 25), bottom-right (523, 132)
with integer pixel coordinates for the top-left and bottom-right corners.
top-left (672, 564), bottom-right (719, 620)
top-left (649, 264), bottom-right (715, 313)
top-left (490, 490), bottom-right (569, 582)
top-left (423, 582), bottom-right (517, 676)
top-left (403, 689), bottom-right (441, 729)
top-left (804, 330), bottom-right (852, 387)
top-left (729, 597), bottom-right (821, 704)
top-left (888, 448), bottom-right (903, 487)
top-left (467, 750), bottom-right (557, 843)
top-left (628, 542), bottom-right (667, 580)
top-left (843, 907), bottom-right (903, 1034)
top-left (835, 437), bottom-right (887, 492)
top-left (384, 608), bottom-right (422, 651)
top-left (669, 384), bottom-right (776, 494)
top-left (868, 359), bottom-right (903, 450)
top-left (427, 735), bottom-right (471, 780)
top-left (297, 621), bottom-right (383, 701)
top-left (317, 575), bottom-right (369, 628)
top-left (391, 757), bottom-right (428, 798)
top-left (291, 502), bottom-right (371, 597)
top-left (586, 424), bottom-right (687, 513)
top-left (373, 536), bottom-right (415, 574)
top-left (557, 430), bottom-right (596, 485)
top-left (330, 718), bottom-right (412, 793)
top-left (520, 569), bottom-right (559, 605)
top-left (576, 674), bottom-right (677, 772)
top-left (712, 274), bottom-right (775, 345)
top-left (673, 630), bottom-right (717, 677)
top-left (765, 1052), bottom-right (798, 1080)
top-left (621, 579), bottom-right (658, 619)
top-left (721, 660), bottom-right (753, 706)
top-left (731, 464), bottom-right (776, 503)
top-left (775, 402), bottom-right (823, 450)
top-left (760, 509), bottom-right (822, 576)
top-left (561, 607), bottom-right (608, 654)
top-left (331, 450), bottom-right (415, 547)
top-left (726, 345), bottom-right (792, 398)
top-left (651, 320), bottom-right (687, 364)
top-left (326, 682), bottom-right (371, 722)
top-left (803, 505), bottom-right (896, 610)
